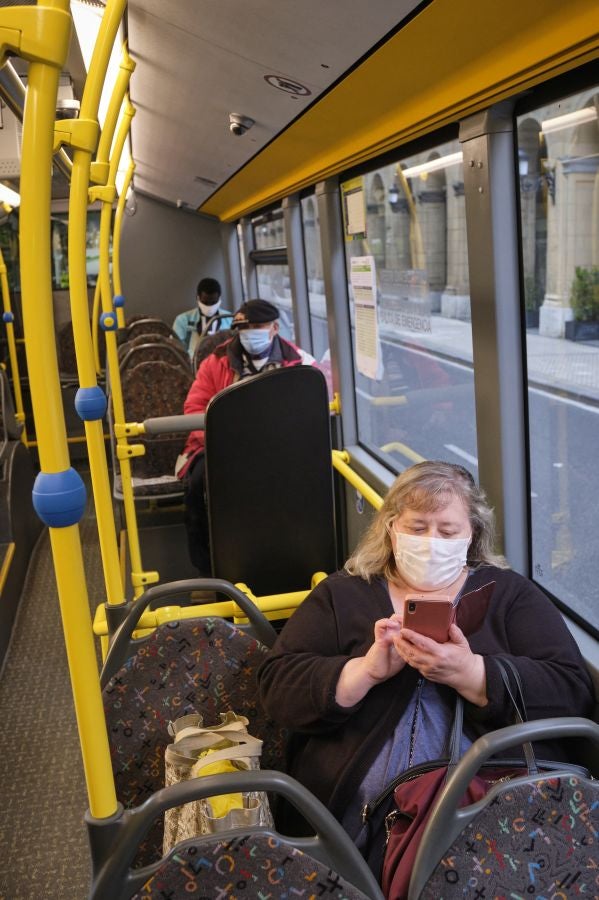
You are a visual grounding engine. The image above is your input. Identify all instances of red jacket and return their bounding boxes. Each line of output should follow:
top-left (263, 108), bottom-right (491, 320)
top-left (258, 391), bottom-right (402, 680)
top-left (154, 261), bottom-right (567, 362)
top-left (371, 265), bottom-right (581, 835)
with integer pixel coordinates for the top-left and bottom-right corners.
top-left (179, 334), bottom-right (315, 477)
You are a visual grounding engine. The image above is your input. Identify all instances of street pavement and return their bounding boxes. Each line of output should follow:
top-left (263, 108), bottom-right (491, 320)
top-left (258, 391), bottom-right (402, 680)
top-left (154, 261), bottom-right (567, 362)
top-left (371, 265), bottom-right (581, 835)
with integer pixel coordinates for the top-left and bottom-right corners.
top-left (382, 315), bottom-right (599, 405)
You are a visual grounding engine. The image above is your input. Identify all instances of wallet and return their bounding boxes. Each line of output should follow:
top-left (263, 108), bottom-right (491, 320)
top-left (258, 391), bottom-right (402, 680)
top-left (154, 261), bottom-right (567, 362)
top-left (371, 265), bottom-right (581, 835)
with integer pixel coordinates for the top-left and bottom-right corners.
top-left (455, 581), bottom-right (495, 636)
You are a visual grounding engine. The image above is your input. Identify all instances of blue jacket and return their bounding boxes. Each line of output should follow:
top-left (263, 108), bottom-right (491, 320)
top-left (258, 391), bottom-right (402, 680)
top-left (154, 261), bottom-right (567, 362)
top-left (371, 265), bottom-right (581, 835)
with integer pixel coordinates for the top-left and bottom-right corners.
top-left (172, 307), bottom-right (233, 356)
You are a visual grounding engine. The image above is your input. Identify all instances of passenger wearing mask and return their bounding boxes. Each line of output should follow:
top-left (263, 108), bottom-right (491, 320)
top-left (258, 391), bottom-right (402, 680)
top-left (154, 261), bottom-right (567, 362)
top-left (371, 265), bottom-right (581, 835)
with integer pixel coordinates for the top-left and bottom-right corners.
top-left (257, 461), bottom-right (594, 876)
top-left (177, 299), bottom-right (316, 573)
top-left (172, 277), bottom-right (233, 358)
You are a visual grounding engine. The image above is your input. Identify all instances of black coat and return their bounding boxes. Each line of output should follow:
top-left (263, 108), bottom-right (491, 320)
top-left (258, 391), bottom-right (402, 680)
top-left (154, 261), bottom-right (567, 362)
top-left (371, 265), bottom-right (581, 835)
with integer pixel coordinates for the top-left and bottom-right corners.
top-left (257, 566), bottom-right (594, 824)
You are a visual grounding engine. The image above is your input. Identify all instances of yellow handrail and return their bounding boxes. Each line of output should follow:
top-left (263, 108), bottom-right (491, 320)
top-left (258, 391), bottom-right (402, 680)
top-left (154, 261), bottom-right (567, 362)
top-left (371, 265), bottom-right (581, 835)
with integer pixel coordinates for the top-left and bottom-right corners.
top-left (61, 4), bottom-right (129, 612)
top-left (90, 42), bottom-right (135, 186)
top-left (112, 158), bottom-right (135, 328)
top-left (0, 248), bottom-right (27, 442)
top-left (92, 93), bottom-right (158, 597)
top-left (331, 449), bottom-right (384, 510)
top-left (9, 0), bottom-right (117, 819)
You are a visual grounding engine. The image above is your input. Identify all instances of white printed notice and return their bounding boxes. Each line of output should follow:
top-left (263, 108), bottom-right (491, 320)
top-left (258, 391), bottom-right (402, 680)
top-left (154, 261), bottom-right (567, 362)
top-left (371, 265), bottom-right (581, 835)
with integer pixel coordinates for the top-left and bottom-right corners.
top-left (351, 255), bottom-right (381, 380)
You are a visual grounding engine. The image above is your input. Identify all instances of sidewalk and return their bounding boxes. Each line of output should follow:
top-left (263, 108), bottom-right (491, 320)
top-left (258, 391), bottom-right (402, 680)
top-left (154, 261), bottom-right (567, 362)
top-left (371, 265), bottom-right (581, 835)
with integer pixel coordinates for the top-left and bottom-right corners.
top-left (380, 315), bottom-right (599, 405)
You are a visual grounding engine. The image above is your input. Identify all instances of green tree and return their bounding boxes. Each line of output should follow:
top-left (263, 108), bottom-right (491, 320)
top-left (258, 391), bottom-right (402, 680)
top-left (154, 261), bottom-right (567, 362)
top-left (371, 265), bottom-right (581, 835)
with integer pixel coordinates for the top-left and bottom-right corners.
top-left (570, 266), bottom-right (599, 322)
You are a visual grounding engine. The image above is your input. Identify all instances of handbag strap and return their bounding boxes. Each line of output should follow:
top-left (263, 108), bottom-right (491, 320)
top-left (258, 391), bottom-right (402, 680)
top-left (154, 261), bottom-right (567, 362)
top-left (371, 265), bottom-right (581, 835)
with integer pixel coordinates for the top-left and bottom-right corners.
top-left (447, 694), bottom-right (464, 770)
top-left (165, 732), bottom-right (263, 768)
top-left (190, 735), bottom-right (264, 776)
top-left (168, 711), bottom-right (249, 740)
top-left (495, 656), bottom-right (538, 775)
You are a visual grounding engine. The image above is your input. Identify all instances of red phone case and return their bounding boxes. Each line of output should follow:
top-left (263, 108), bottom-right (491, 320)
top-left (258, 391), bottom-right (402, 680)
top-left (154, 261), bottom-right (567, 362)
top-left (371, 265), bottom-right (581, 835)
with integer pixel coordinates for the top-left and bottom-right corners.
top-left (403, 596), bottom-right (455, 643)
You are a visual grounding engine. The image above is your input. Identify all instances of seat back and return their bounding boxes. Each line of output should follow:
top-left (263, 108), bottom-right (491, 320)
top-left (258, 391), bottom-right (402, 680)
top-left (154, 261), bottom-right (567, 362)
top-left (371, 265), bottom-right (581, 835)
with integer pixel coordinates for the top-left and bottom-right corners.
top-left (130, 833), bottom-right (373, 900)
top-left (119, 359), bottom-right (192, 480)
top-left (88, 769), bottom-right (384, 900)
top-left (192, 328), bottom-right (233, 372)
top-left (126, 317), bottom-right (178, 342)
top-left (118, 332), bottom-right (188, 363)
top-left (119, 341), bottom-right (192, 376)
top-left (409, 717), bottom-right (599, 899)
top-left (58, 319), bottom-right (106, 376)
top-left (103, 616), bottom-right (287, 865)
top-left (205, 366), bottom-right (336, 594)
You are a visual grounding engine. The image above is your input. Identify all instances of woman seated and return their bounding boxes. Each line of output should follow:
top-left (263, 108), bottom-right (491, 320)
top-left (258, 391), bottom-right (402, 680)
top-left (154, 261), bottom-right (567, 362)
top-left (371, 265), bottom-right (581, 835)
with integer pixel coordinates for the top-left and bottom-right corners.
top-left (257, 460), bottom-right (594, 873)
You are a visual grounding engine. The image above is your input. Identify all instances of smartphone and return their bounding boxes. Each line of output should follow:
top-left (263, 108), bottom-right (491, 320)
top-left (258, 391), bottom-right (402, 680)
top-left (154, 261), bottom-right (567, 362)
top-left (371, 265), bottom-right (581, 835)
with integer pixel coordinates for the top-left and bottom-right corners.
top-left (403, 595), bottom-right (455, 643)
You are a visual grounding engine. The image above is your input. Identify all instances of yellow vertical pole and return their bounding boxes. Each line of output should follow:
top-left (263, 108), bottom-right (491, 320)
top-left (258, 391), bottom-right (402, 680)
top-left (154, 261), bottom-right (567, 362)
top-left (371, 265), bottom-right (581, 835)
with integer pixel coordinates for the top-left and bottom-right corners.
top-left (112, 158), bottom-right (135, 328)
top-left (7, 0), bottom-right (117, 818)
top-left (91, 97), bottom-right (158, 598)
top-left (0, 248), bottom-right (27, 442)
top-left (59, 0), bottom-right (129, 609)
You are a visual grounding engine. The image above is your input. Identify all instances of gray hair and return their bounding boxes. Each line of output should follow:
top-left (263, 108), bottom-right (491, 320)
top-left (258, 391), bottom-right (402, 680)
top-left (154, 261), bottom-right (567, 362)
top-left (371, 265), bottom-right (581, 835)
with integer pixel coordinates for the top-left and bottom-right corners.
top-left (345, 460), bottom-right (508, 582)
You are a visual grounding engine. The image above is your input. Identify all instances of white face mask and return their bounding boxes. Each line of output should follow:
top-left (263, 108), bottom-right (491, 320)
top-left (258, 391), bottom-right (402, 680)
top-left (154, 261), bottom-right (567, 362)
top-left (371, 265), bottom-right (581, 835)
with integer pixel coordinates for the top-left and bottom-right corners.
top-left (198, 298), bottom-right (221, 317)
top-left (392, 530), bottom-right (470, 591)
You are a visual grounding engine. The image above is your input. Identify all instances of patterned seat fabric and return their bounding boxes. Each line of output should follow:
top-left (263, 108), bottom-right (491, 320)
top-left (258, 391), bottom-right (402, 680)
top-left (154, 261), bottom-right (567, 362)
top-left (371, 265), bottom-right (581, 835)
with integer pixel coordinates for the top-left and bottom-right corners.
top-left (126, 318), bottom-right (178, 342)
top-left (119, 359), bottom-right (192, 483)
top-left (132, 834), bottom-right (370, 899)
top-left (57, 320), bottom-right (106, 375)
top-left (420, 775), bottom-right (599, 897)
top-left (192, 329), bottom-right (233, 372)
top-left (103, 618), bottom-right (287, 865)
top-left (118, 333), bottom-right (189, 369)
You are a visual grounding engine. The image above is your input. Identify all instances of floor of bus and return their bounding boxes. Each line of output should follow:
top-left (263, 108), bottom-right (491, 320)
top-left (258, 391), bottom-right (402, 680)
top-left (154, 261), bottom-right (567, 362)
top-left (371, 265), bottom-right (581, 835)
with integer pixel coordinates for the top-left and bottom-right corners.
top-left (0, 481), bottom-right (105, 900)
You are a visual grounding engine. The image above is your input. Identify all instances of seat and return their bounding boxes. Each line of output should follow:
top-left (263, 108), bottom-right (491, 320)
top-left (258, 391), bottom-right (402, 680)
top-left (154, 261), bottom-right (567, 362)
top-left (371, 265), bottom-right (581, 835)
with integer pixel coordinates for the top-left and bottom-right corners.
top-left (57, 319), bottom-right (106, 377)
top-left (113, 359), bottom-right (192, 498)
top-left (192, 327), bottom-right (233, 371)
top-left (118, 331), bottom-right (190, 365)
top-left (87, 770), bottom-right (384, 900)
top-left (101, 579), bottom-right (284, 866)
top-left (125, 317), bottom-right (179, 342)
top-left (408, 717), bottom-right (599, 899)
top-left (205, 365), bottom-right (336, 595)
top-left (119, 340), bottom-right (192, 376)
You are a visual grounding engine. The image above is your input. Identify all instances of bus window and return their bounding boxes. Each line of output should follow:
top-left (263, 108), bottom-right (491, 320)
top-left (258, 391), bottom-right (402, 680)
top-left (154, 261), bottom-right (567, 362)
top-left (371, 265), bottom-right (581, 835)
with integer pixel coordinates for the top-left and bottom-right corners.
top-left (341, 138), bottom-right (477, 475)
top-left (253, 209), bottom-right (294, 341)
top-left (301, 195), bottom-right (330, 365)
top-left (517, 83), bottom-right (599, 631)
top-left (236, 223), bottom-right (247, 301)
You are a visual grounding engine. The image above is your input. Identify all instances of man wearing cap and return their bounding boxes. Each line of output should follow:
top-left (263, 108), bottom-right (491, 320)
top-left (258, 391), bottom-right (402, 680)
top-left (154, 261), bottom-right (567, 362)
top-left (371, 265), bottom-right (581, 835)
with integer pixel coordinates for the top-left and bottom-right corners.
top-left (172, 276), bottom-right (234, 359)
top-left (177, 299), bottom-right (316, 573)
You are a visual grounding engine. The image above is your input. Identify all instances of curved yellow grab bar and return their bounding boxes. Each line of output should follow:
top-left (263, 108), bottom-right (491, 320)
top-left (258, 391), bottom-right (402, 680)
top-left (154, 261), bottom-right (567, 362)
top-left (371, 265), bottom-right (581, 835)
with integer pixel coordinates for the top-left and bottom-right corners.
top-left (93, 95), bottom-right (156, 597)
top-left (331, 449), bottom-right (383, 510)
top-left (12, 0), bottom-right (117, 819)
top-left (65, 35), bottom-right (127, 609)
top-left (90, 43), bottom-right (135, 186)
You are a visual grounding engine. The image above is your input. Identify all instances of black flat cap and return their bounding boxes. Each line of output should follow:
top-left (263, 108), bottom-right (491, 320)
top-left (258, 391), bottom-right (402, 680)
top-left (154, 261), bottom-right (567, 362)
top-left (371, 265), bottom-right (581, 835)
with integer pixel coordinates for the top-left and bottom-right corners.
top-left (233, 299), bottom-right (279, 327)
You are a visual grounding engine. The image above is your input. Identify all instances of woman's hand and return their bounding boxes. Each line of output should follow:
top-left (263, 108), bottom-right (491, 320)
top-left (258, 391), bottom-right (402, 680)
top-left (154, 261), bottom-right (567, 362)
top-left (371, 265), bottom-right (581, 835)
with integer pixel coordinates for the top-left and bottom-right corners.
top-left (393, 623), bottom-right (487, 707)
top-left (335, 616), bottom-right (405, 707)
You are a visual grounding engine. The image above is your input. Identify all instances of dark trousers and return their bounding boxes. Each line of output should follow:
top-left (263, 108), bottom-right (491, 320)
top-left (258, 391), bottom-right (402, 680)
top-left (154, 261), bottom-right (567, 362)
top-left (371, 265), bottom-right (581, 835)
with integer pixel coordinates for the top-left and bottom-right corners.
top-left (183, 453), bottom-right (212, 574)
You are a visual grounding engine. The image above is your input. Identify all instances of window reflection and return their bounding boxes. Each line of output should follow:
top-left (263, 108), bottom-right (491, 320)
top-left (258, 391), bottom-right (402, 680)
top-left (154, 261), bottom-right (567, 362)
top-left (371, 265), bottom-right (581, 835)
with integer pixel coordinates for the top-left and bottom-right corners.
top-left (51, 211), bottom-right (105, 289)
top-left (255, 265), bottom-right (294, 341)
top-left (517, 85), bottom-right (599, 629)
top-left (341, 138), bottom-right (477, 475)
top-left (301, 196), bottom-right (330, 367)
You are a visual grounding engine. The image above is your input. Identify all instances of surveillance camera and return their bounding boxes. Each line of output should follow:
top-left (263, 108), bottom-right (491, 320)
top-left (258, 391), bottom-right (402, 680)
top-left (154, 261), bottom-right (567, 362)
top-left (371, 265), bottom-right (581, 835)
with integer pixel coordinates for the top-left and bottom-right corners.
top-left (176, 199), bottom-right (183, 209)
top-left (229, 113), bottom-right (255, 136)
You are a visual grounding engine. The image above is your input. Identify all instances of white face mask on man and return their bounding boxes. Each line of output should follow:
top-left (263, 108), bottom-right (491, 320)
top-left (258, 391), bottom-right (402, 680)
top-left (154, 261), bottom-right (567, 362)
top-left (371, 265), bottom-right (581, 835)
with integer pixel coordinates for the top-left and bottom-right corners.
top-left (392, 529), bottom-right (470, 591)
top-left (198, 298), bottom-right (221, 317)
